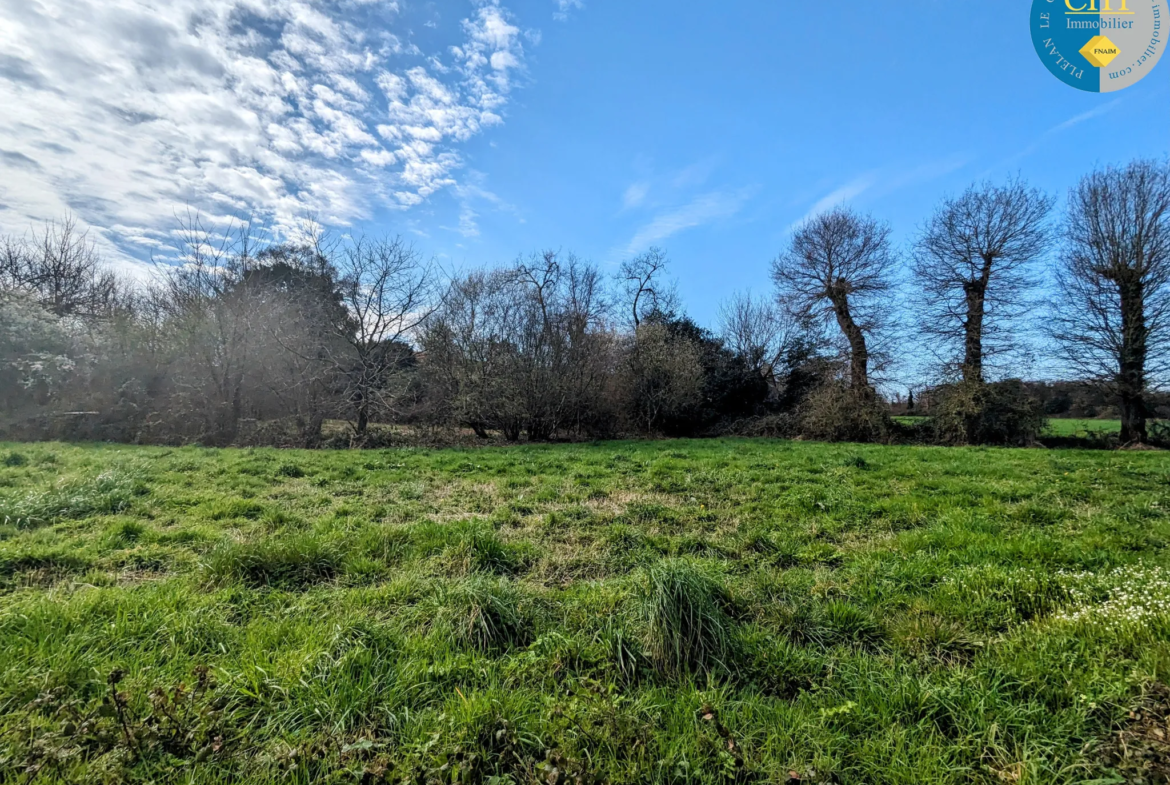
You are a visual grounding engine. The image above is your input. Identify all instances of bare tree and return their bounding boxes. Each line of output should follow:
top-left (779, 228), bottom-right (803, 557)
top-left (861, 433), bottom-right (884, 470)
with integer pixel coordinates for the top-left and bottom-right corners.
top-left (332, 236), bottom-right (437, 438)
top-left (771, 207), bottom-right (895, 396)
top-left (1051, 159), bottom-right (1170, 445)
top-left (717, 289), bottom-right (804, 385)
top-left (912, 178), bottom-right (1054, 383)
top-left (421, 251), bottom-right (616, 441)
top-left (1, 215), bottom-right (121, 318)
top-left (618, 247), bottom-right (678, 329)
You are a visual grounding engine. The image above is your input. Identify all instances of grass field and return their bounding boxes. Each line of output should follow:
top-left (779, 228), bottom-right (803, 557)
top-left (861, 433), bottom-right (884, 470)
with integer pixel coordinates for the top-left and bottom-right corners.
top-left (1, 440), bottom-right (1169, 784)
top-left (1042, 419), bottom-right (1122, 437)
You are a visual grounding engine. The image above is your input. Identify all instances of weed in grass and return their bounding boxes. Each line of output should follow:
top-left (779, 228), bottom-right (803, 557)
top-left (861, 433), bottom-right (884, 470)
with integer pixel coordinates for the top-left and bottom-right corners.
top-left (275, 463), bottom-right (305, 478)
top-left (412, 519), bottom-right (530, 576)
top-left (104, 519), bottom-right (148, 548)
top-left (636, 558), bottom-right (737, 678)
top-left (2, 451), bottom-right (27, 467)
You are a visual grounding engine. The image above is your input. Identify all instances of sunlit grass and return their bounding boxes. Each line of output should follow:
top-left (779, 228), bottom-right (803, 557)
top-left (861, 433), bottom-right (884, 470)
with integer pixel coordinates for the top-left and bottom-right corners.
top-left (0, 439), bottom-right (1168, 783)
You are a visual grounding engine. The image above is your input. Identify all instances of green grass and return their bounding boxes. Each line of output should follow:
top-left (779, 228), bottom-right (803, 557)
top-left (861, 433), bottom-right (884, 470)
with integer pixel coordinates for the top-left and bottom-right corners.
top-left (1042, 418), bottom-right (1123, 437)
top-left (0, 439), bottom-right (1168, 783)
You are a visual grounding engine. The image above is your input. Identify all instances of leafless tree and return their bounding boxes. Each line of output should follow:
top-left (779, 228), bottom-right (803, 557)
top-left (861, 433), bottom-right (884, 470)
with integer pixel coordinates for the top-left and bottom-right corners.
top-left (421, 251), bottom-right (616, 441)
top-left (912, 178), bottom-right (1054, 383)
top-left (771, 207), bottom-right (895, 396)
top-left (332, 236), bottom-right (438, 438)
top-left (151, 215), bottom-right (264, 444)
top-left (1050, 159), bottom-right (1170, 445)
top-left (717, 289), bottom-right (804, 385)
top-left (1, 215), bottom-right (121, 318)
top-left (618, 247), bottom-right (678, 329)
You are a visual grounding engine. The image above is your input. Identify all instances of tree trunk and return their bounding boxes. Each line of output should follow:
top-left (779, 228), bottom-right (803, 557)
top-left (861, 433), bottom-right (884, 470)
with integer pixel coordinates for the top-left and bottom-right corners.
top-left (1117, 279), bottom-right (1148, 444)
top-left (828, 286), bottom-right (871, 396)
top-left (962, 281), bottom-right (987, 384)
top-left (355, 396), bottom-right (369, 437)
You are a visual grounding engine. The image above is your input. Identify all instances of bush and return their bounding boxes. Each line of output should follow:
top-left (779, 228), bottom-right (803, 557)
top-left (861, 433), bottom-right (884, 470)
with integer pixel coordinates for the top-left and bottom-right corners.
top-left (796, 382), bottom-right (892, 443)
top-left (636, 559), bottom-right (736, 678)
top-left (929, 379), bottom-right (1046, 446)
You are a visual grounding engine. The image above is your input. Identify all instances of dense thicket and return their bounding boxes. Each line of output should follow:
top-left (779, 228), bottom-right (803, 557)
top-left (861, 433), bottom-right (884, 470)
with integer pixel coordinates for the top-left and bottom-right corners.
top-left (2, 160), bottom-right (1168, 447)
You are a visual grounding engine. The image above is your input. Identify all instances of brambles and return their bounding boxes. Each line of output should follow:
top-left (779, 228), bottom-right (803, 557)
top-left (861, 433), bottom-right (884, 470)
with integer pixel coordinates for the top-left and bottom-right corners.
top-left (928, 379), bottom-right (1047, 446)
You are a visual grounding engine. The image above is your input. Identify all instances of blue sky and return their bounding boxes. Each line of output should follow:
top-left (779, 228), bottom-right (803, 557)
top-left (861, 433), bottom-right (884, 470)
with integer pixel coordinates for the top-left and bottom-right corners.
top-left (0, 0), bottom-right (1167, 329)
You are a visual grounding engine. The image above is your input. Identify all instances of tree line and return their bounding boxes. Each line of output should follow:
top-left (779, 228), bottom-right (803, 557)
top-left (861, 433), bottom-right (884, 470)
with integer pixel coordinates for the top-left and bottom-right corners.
top-left (2, 159), bottom-right (1168, 447)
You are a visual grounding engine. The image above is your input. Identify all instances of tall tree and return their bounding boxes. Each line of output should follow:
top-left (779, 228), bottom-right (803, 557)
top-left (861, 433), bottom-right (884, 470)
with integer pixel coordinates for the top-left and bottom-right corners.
top-left (771, 207), bottom-right (895, 396)
top-left (333, 236), bottom-right (437, 439)
top-left (1051, 159), bottom-right (1170, 445)
top-left (913, 178), bottom-right (1054, 382)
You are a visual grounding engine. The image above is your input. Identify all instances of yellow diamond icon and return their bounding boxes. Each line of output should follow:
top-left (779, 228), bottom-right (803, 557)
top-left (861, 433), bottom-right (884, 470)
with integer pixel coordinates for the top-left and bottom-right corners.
top-left (1080, 35), bottom-right (1121, 68)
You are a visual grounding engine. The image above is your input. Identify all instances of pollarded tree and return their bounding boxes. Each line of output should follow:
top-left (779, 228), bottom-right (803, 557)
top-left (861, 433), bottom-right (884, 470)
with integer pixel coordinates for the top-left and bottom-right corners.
top-left (771, 207), bottom-right (895, 396)
top-left (1051, 159), bottom-right (1170, 445)
top-left (913, 178), bottom-right (1054, 383)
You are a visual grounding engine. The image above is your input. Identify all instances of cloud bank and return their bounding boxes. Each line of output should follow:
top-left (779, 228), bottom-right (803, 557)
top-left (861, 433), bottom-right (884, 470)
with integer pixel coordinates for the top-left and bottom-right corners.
top-left (0, 0), bottom-right (527, 260)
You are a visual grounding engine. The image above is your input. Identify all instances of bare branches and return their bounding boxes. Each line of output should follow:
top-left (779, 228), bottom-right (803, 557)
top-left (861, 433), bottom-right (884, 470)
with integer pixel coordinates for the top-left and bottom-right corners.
top-left (717, 290), bottom-right (802, 385)
top-left (1050, 159), bottom-right (1170, 443)
top-left (1, 215), bottom-right (120, 318)
top-left (912, 177), bottom-right (1054, 382)
top-left (772, 207), bottom-right (895, 394)
top-left (618, 247), bottom-right (678, 329)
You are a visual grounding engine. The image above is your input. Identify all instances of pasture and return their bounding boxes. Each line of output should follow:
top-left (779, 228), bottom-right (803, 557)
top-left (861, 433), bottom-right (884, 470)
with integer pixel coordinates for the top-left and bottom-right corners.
top-left (1, 440), bottom-right (1168, 784)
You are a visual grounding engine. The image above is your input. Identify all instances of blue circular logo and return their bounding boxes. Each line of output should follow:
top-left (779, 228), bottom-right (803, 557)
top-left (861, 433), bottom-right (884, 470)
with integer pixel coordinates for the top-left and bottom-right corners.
top-left (1031, 0), bottom-right (1165, 91)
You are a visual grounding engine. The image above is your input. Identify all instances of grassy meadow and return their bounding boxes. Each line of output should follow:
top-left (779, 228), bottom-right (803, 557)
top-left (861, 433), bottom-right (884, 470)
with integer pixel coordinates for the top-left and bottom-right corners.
top-left (1, 439), bottom-right (1169, 784)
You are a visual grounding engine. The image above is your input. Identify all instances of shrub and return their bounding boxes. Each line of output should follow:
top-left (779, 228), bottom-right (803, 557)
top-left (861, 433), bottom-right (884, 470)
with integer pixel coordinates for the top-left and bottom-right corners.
top-left (796, 382), bottom-right (892, 443)
top-left (636, 559), bottom-right (736, 677)
top-left (929, 379), bottom-right (1046, 446)
top-left (2, 452), bottom-right (28, 467)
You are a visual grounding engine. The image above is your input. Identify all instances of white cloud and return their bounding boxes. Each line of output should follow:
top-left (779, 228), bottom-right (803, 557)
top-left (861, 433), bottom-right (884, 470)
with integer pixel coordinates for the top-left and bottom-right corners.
top-left (1049, 99), bottom-right (1123, 134)
top-left (553, 0), bottom-right (584, 21)
top-left (622, 189), bottom-right (753, 256)
top-left (622, 181), bottom-right (650, 209)
top-left (790, 174), bottom-right (876, 230)
top-left (0, 0), bottom-right (528, 265)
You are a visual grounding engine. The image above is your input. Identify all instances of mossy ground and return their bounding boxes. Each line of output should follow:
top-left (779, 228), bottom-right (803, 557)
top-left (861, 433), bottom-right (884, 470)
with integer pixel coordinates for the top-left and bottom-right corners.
top-left (1, 439), bottom-right (1168, 784)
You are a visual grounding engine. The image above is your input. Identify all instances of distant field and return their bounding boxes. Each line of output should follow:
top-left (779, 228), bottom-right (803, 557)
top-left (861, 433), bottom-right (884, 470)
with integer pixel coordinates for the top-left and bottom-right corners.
top-left (894, 417), bottom-right (1140, 440)
top-left (1042, 419), bottom-right (1121, 437)
top-left (1, 440), bottom-right (1169, 783)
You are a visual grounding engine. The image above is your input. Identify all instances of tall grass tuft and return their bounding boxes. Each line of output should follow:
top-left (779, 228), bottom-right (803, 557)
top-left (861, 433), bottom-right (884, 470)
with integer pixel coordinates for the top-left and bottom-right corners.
top-left (412, 520), bottom-right (529, 575)
top-left (636, 558), bottom-right (736, 678)
top-left (431, 576), bottom-right (530, 651)
top-left (202, 534), bottom-right (344, 588)
top-left (0, 470), bottom-right (147, 529)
